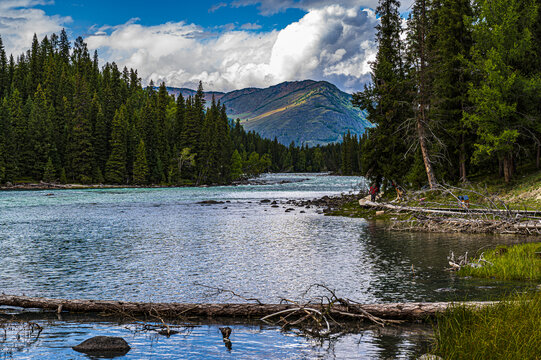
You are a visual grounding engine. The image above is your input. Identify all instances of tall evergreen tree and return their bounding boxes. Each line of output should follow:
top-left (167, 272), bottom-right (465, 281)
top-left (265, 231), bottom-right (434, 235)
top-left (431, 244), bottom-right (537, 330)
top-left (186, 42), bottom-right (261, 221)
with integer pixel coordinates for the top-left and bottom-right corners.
top-left (352, 0), bottom-right (412, 187)
top-left (465, 0), bottom-right (539, 183)
top-left (429, 0), bottom-right (473, 182)
top-left (133, 139), bottom-right (149, 185)
top-left (28, 85), bottom-right (53, 180)
top-left (66, 76), bottom-right (94, 183)
top-left (0, 36), bottom-right (7, 99)
top-left (406, 0), bottom-right (438, 188)
top-left (105, 105), bottom-right (128, 184)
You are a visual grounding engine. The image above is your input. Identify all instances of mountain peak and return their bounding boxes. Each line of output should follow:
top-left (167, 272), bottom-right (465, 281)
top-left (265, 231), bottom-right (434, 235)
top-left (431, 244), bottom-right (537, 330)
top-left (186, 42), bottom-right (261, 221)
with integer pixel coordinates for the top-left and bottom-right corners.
top-left (167, 80), bottom-right (370, 146)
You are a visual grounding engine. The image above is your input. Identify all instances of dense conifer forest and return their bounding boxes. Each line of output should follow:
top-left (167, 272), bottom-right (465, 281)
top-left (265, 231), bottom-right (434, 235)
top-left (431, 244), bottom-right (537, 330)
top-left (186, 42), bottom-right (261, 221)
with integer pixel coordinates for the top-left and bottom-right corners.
top-left (0, 32), bottom-right (344, 185)
top-left (352, 0), bottom-right (541, 188)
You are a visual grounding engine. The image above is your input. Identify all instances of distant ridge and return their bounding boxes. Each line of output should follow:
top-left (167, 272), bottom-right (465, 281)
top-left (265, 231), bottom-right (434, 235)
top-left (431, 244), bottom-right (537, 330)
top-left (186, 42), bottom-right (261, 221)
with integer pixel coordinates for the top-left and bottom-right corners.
top-left (166, 80), bottom-right (371, 146)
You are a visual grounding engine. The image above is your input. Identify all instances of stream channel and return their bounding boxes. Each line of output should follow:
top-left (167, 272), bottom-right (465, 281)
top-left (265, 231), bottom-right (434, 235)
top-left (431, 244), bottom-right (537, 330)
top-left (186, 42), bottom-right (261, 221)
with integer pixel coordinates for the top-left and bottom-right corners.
top-left (0, 173), bottom-right (535, 359)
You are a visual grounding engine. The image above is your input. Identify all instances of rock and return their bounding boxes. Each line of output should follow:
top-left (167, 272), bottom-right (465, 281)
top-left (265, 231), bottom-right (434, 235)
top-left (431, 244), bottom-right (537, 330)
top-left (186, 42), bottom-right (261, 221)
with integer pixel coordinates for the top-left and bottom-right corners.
top-left (417, 355), bottom-right (443, 360)
top-left (271, 201), bottom-right (278, 205)
top-left (72, 336), bottom-right (130, 356)
top-left (197, 200), bottom-right (225, 205)
top-left (271, 205), bottom-right (279, 208)
top-left (300, 211), bottom-right (305, 213)
top-left (285, 208), bottom-right (295, 212)
top-left (260, 199), bottom-right (271, 203)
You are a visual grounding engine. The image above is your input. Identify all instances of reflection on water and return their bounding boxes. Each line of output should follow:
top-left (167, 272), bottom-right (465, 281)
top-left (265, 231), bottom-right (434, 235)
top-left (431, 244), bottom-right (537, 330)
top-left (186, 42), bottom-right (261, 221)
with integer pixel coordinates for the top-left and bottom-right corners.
top-left (0, 173), bottom-right (535, 358)
top-left (0, 314), bottom-right (432, 360)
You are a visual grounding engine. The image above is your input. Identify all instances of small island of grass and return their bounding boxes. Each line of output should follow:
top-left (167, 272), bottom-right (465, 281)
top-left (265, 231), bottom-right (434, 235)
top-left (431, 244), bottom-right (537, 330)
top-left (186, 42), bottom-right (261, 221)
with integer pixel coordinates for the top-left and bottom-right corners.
top-left (458, 243), bottom-right (541, 281)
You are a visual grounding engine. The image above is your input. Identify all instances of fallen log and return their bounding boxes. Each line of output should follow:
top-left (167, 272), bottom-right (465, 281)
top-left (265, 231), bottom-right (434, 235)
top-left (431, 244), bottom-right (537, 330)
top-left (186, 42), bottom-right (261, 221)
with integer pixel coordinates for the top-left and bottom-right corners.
top-left (0, 295), bottom-right (496, 321)
top-left (359, 199), bottom-right (541, 218)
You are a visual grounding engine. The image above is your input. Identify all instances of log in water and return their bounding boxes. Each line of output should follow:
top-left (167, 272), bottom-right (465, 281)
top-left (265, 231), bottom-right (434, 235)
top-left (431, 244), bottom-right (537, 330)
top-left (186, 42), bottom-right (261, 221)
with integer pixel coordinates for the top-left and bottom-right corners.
top-left (0, 295), bottom-right (496, 321)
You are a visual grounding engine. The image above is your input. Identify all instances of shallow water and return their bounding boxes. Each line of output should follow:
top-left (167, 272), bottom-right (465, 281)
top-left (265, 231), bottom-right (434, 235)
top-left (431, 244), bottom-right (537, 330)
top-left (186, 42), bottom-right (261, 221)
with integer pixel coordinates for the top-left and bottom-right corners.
top-left (0, 174), bottom-right (534, 359)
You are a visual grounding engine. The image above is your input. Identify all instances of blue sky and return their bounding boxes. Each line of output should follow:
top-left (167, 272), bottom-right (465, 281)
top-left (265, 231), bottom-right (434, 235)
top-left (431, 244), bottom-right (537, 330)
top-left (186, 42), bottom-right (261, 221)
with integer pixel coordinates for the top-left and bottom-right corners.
top-left (0, 0), bottom-right (413, 92)
top-left (34, 0), bottom-right (308, 37)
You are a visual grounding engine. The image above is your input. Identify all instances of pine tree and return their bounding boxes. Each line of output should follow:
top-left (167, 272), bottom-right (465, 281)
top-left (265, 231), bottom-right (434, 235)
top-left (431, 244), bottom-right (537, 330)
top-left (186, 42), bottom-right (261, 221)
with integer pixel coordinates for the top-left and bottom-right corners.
top-left (352, 0), bottom-right (413, 187)
top-left (92, 94), bottom-right (108, 173)
top-left (66, 76), bottom-right (94, 183)
top-left (217, 104), bottom-right (232, 182)
top-left (105, 105), bottom-right (128, 184)
top-left (465, 0), bottom-right (539, 182)
top-left (175, 93), bottom-right (185, 149)
top-left (28, 85), bottom-right (53, 180)
top-left (230, 150), bottom-right (243, 180)
top-left (0, 35), bottom-right (7, 99)
top-left (43, 157), bottom-right (56, 182)
top-left (406, 0), bottom-right (438, 188)
top-left (0, 98), bottom-right (16, 181)
top-left (429, 0), bottom-right (473, 182)
top-left (133, 139), bottom-right (149, 185)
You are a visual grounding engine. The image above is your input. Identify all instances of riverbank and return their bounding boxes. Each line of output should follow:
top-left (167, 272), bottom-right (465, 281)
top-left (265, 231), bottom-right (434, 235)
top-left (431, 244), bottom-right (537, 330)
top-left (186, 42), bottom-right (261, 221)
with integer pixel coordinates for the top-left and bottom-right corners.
top-left (0, 175), bottom-right (310, 191)
top-left (318, 170), bottom-right (541, 235)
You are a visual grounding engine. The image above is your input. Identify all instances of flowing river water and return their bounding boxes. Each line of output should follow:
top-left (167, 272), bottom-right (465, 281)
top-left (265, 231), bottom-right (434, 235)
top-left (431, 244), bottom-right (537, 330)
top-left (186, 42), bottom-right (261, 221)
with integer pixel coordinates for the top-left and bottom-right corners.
top-left (0, 174), bottom-right (534, 359)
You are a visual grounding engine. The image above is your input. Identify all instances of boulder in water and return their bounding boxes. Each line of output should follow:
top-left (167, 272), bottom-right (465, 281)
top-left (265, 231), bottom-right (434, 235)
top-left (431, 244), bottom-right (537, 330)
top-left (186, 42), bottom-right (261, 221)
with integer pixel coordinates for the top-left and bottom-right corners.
top-left (72, 336), bottom-right (130, 356)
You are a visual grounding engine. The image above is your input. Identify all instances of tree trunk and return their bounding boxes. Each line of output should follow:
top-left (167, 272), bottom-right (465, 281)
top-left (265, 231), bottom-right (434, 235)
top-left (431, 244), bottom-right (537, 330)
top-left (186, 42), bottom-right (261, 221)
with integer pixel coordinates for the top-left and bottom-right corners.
top-left (459, 137), bottom-right (467, 183)
top-left (0, 295), bottom-right (497, 321)
top-left (416, 0), bottom-right (437, 190)
top-left (418, 119), bottom-right (438, 189)
top-left (503, 154), bottom-right (513, 183)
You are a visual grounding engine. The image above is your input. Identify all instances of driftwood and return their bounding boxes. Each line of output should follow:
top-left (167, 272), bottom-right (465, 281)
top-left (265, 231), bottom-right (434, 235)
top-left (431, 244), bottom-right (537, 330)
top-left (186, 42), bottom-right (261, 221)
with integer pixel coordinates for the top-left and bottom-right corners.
top-left (0, 295), bottom-right (496, 322)
top-left (360, 199), bottom-right (541, 234)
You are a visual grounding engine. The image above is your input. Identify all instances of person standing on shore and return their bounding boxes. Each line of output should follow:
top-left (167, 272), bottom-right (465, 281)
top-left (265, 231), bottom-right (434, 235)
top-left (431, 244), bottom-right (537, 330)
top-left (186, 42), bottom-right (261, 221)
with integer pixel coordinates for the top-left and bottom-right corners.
top-left (369, 184), bottom-right (379, 202)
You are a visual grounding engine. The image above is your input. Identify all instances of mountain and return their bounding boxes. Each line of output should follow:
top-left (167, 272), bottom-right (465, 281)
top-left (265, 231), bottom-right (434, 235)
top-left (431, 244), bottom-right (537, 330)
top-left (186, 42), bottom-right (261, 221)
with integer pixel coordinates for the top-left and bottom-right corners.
top-left (167, 80), bottom-right (371, 146)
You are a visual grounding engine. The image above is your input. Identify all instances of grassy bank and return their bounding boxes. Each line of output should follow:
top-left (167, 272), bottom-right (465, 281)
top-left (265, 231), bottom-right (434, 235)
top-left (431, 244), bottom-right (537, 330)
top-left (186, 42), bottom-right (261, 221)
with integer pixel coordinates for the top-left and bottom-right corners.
top-left (431, 291), bottom-right (541, 360)
top-left (458, 243), bottom-right (541, 281)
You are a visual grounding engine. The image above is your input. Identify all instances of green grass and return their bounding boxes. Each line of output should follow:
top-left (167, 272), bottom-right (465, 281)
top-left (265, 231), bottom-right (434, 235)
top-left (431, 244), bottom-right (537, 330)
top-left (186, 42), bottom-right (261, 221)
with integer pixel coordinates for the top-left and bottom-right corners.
top-left (431, 291), bottom-right (541, 360)
top-left (458, 243), bottom-right (541, 281)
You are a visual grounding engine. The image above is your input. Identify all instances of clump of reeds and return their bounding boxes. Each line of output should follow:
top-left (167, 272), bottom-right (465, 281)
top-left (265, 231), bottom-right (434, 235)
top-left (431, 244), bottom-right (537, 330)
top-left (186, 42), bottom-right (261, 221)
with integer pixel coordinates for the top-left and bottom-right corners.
top-left (458, 243), bottom-right (541, 281)
top-left (431, 291), bottom-right (541, 359)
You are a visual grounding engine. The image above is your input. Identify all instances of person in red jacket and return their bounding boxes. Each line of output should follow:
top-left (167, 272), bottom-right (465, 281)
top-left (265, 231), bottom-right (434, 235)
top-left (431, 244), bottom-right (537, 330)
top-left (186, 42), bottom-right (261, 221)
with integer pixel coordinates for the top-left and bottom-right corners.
top-left (369, 184), bottom-right (379, 202)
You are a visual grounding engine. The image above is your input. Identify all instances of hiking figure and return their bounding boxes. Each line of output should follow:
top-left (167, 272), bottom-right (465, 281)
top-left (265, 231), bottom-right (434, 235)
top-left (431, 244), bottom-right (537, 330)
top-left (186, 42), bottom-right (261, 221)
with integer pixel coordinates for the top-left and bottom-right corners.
top-left (369, 184), bottom-right (379, 202)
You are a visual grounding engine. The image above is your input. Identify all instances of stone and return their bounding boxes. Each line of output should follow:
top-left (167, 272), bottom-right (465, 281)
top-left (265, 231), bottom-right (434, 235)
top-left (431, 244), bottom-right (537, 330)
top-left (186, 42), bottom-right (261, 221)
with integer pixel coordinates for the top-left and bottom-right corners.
top-left (197, 200), bottom-right (225, 205)
top-left (260, 199), bottom-right (271, 203)
top-left (72, 336), bottom-right (130, 356)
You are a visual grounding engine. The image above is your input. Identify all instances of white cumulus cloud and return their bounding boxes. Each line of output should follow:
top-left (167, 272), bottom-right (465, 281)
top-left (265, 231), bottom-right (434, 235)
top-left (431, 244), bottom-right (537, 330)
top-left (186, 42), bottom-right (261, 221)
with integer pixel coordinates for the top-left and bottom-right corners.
top-left (0, 0), bottom-right (71, 56)
top-left (86, 4), bottom-right (379, 93)
top-left (231, 0), bottom-right (414, 15)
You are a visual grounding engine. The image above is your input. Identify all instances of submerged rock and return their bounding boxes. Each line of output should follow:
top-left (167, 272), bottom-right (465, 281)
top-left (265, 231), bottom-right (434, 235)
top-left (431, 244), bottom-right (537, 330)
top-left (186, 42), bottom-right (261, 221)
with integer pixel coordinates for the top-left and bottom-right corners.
top-left (197, 200), bottom-right (225, 205)
top-left (72, 336), bottom-right (130, 356)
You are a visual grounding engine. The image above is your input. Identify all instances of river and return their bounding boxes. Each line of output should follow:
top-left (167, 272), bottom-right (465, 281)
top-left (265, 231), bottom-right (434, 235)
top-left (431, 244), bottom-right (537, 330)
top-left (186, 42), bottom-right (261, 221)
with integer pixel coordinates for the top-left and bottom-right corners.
top-left (0, 174), bottom-right (532, 359)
